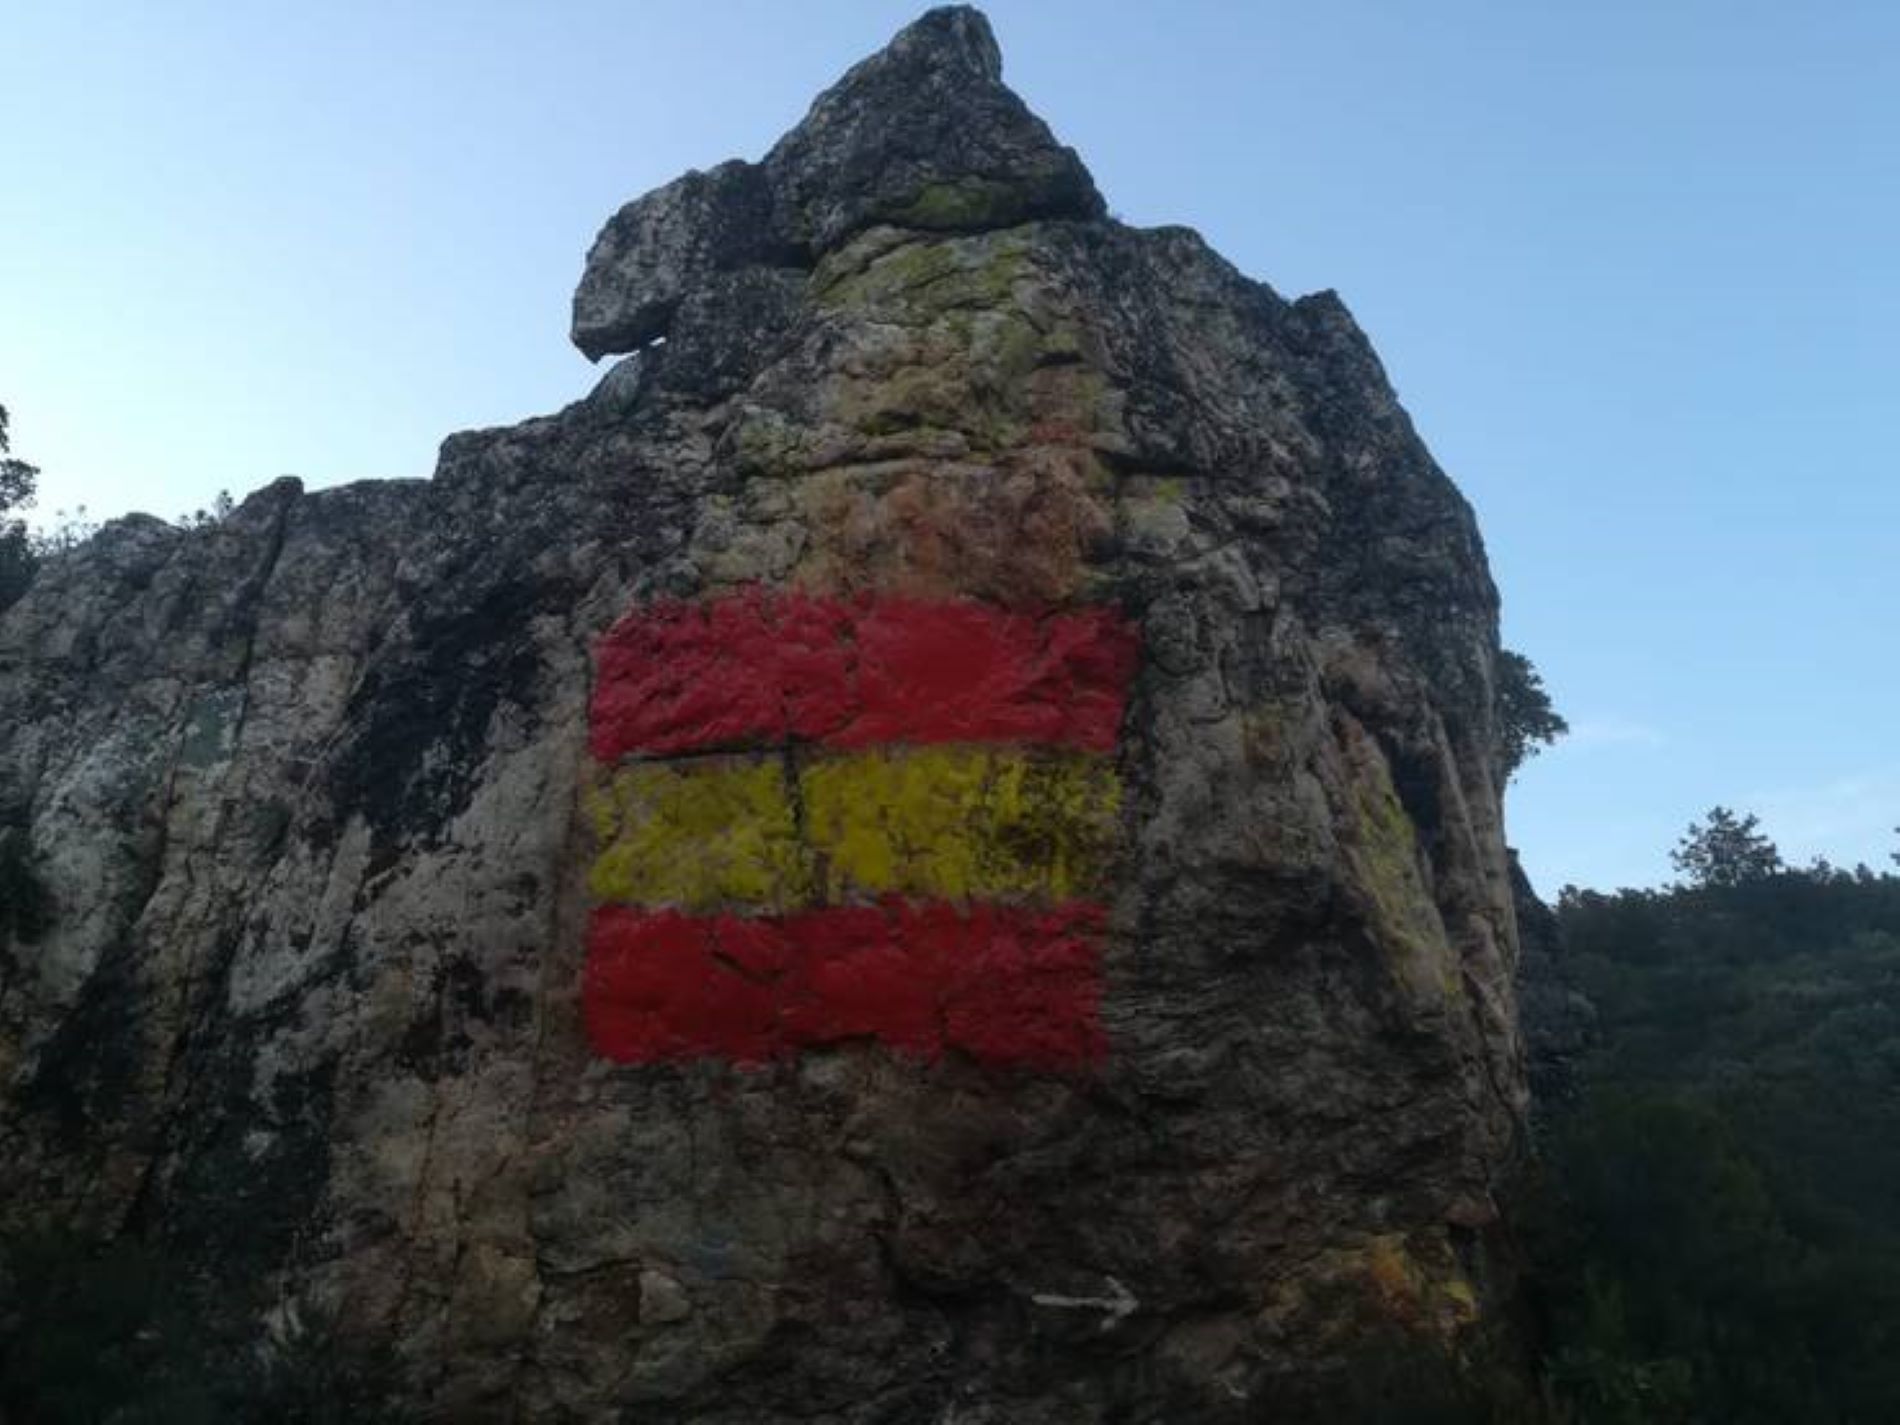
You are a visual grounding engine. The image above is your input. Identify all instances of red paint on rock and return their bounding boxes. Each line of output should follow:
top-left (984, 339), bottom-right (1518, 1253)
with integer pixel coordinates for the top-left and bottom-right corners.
top-left (590, 588), bottom-right (1138, 761)
top-left (583, 901), bottom-right (1107, 1069)
top-left (838, 598), bottom-right (1137, 751)
top-left (581, 908), bottom-right (787, 1063)
top-left (589, 587), bottom-right (857, 759)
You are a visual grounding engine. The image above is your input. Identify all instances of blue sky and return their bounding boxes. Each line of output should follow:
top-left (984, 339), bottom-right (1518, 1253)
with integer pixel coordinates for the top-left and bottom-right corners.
top-left (4, 1), bottom-right (1895, 892)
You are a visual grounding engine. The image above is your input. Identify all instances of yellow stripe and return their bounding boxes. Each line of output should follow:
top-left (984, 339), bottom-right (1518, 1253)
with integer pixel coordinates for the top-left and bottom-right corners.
top-left (587, 747), bottom-right (1119, 911)
top-left (586, 757), bottom-right (812, 911)
top-left (801, 747), bottom-right (1119, 903)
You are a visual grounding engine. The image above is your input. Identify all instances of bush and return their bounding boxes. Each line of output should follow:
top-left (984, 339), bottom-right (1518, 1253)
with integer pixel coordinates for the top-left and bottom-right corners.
top-left (0, 1228), bottom-right (413, 1423)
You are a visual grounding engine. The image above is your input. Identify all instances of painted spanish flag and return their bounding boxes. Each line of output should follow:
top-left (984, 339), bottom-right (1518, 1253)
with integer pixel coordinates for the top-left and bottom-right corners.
top-left (582, 588), bottom-right (1138, 1070)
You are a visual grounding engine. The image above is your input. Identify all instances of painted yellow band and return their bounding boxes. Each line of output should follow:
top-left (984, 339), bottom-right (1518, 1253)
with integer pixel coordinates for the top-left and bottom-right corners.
top-left (586, 746), bottom-right (1120, 912)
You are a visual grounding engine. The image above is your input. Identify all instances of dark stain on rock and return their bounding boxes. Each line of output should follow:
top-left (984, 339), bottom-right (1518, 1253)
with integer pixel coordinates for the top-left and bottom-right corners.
top-left (326, 572), bottom-right (548, 848)
top-left (17, 935), bottom-right (147, 1151)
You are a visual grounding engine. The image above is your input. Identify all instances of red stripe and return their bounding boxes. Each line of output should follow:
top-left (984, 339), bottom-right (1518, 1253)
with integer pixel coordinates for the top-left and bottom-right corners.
top-left (582, 901), bottom-right (1107, 1070)
top-left (590, 588), bottom-right (1138, 760)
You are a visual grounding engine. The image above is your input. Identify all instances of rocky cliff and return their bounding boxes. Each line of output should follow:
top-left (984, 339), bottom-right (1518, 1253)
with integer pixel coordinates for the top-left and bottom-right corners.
top-left (0, 9), bottom-right (1531, 1419)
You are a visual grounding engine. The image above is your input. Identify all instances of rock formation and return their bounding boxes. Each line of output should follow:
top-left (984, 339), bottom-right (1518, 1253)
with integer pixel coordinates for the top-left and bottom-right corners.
top-left (1511, 856), bottom-right (1596, 1130)
top-left (0, 9), bottom-right (1533, 1419)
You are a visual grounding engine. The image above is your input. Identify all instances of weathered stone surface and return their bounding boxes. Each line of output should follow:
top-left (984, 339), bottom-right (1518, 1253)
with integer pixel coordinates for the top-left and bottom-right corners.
top-left (572, 161), bottom-right (786, 360)
top-left (571, 6), bottom-right (1102, 358)
top-left (1512, 853), bottom-right (1595, 1127)
top-left (760, 6), bottom-right (1103, 254)
top-left (0, 7), bottom-right (1534, 1420)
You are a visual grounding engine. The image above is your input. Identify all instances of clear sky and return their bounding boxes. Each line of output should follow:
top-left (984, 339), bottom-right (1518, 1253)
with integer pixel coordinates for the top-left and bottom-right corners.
top-left (4, 1), bottom-right (1895, 893)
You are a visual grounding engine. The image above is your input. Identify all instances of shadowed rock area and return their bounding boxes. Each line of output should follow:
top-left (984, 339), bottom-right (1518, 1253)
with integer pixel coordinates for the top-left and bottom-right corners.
top-left (0, 8), bottom-right (1536, 1419)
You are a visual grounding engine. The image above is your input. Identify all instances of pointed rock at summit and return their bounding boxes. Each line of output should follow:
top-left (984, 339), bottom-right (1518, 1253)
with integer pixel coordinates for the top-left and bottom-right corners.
top-left (761, 5), bottom-right (1103, 252)
top-left (571, 6), bottom-right (1102, 359)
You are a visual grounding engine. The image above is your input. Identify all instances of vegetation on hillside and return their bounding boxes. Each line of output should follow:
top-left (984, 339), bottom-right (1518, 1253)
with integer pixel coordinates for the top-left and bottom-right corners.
top-left (1531, 815), bottom-right (1900, 1422)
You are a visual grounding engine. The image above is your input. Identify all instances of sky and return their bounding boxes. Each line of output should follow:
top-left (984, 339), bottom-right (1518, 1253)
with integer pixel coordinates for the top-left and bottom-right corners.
top-left (3, 1), bottom-right (1896, 893)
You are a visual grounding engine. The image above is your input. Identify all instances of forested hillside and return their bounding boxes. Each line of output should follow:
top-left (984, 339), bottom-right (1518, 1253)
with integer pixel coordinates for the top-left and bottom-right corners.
top-left (1532, 819), bottom-right (1900, 1422)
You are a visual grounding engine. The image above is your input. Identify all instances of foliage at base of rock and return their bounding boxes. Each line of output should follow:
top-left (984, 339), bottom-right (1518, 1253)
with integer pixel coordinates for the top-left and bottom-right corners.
top-left (0, 1229), bottom-right (412, 1424)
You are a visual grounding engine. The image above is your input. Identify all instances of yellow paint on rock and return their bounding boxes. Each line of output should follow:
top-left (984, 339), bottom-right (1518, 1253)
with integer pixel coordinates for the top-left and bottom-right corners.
top-left (801, 747), bottom-right (1120, 903)
top-left (586, 748), bottom-right (1121, 910)
top-left (586, 757), bottom-right (811, 912)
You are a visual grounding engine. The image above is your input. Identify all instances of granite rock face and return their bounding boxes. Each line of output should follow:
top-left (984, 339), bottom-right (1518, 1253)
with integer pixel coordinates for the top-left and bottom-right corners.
top-left (572, 6), bottom-right (1100, 361)
top-left (1511, 854), bottom-right (1595, 1128)
top-left (1, 8), bottom-right (1531, 1419)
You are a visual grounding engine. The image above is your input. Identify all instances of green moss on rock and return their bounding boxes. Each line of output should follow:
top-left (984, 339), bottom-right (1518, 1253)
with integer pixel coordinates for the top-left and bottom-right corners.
top-left (887, 177), bottom-right (1027, 230)
top-left (1347, 748), bottom-right (1459, 1000)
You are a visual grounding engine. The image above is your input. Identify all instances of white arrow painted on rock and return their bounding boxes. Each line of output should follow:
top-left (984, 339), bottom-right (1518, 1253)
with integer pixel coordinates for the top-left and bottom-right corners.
top-left (1028, 1275), bottom-right (1138, 1331)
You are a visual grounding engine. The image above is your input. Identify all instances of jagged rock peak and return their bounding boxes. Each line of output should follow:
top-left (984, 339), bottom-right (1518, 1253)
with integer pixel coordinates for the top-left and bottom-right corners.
top-left (571, 5), bottom-right (1103, 359)
top-left (762, 6), bottom-right (1103, 249)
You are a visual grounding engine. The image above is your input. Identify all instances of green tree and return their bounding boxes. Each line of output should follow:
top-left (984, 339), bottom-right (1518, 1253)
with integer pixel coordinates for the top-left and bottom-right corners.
top-left (0, 403), bottom-right (39, 608)
top-left (1495, 648), bottom-right (1568, 778)
top-left (1537, 849), bottom-right (1900, 1421)
top-left (1670, 806), bottom-right (1784, 888)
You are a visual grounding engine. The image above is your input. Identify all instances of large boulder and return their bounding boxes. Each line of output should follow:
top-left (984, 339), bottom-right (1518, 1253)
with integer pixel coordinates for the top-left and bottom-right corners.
top-left (0, 7), bottom-right (1533, 1420)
